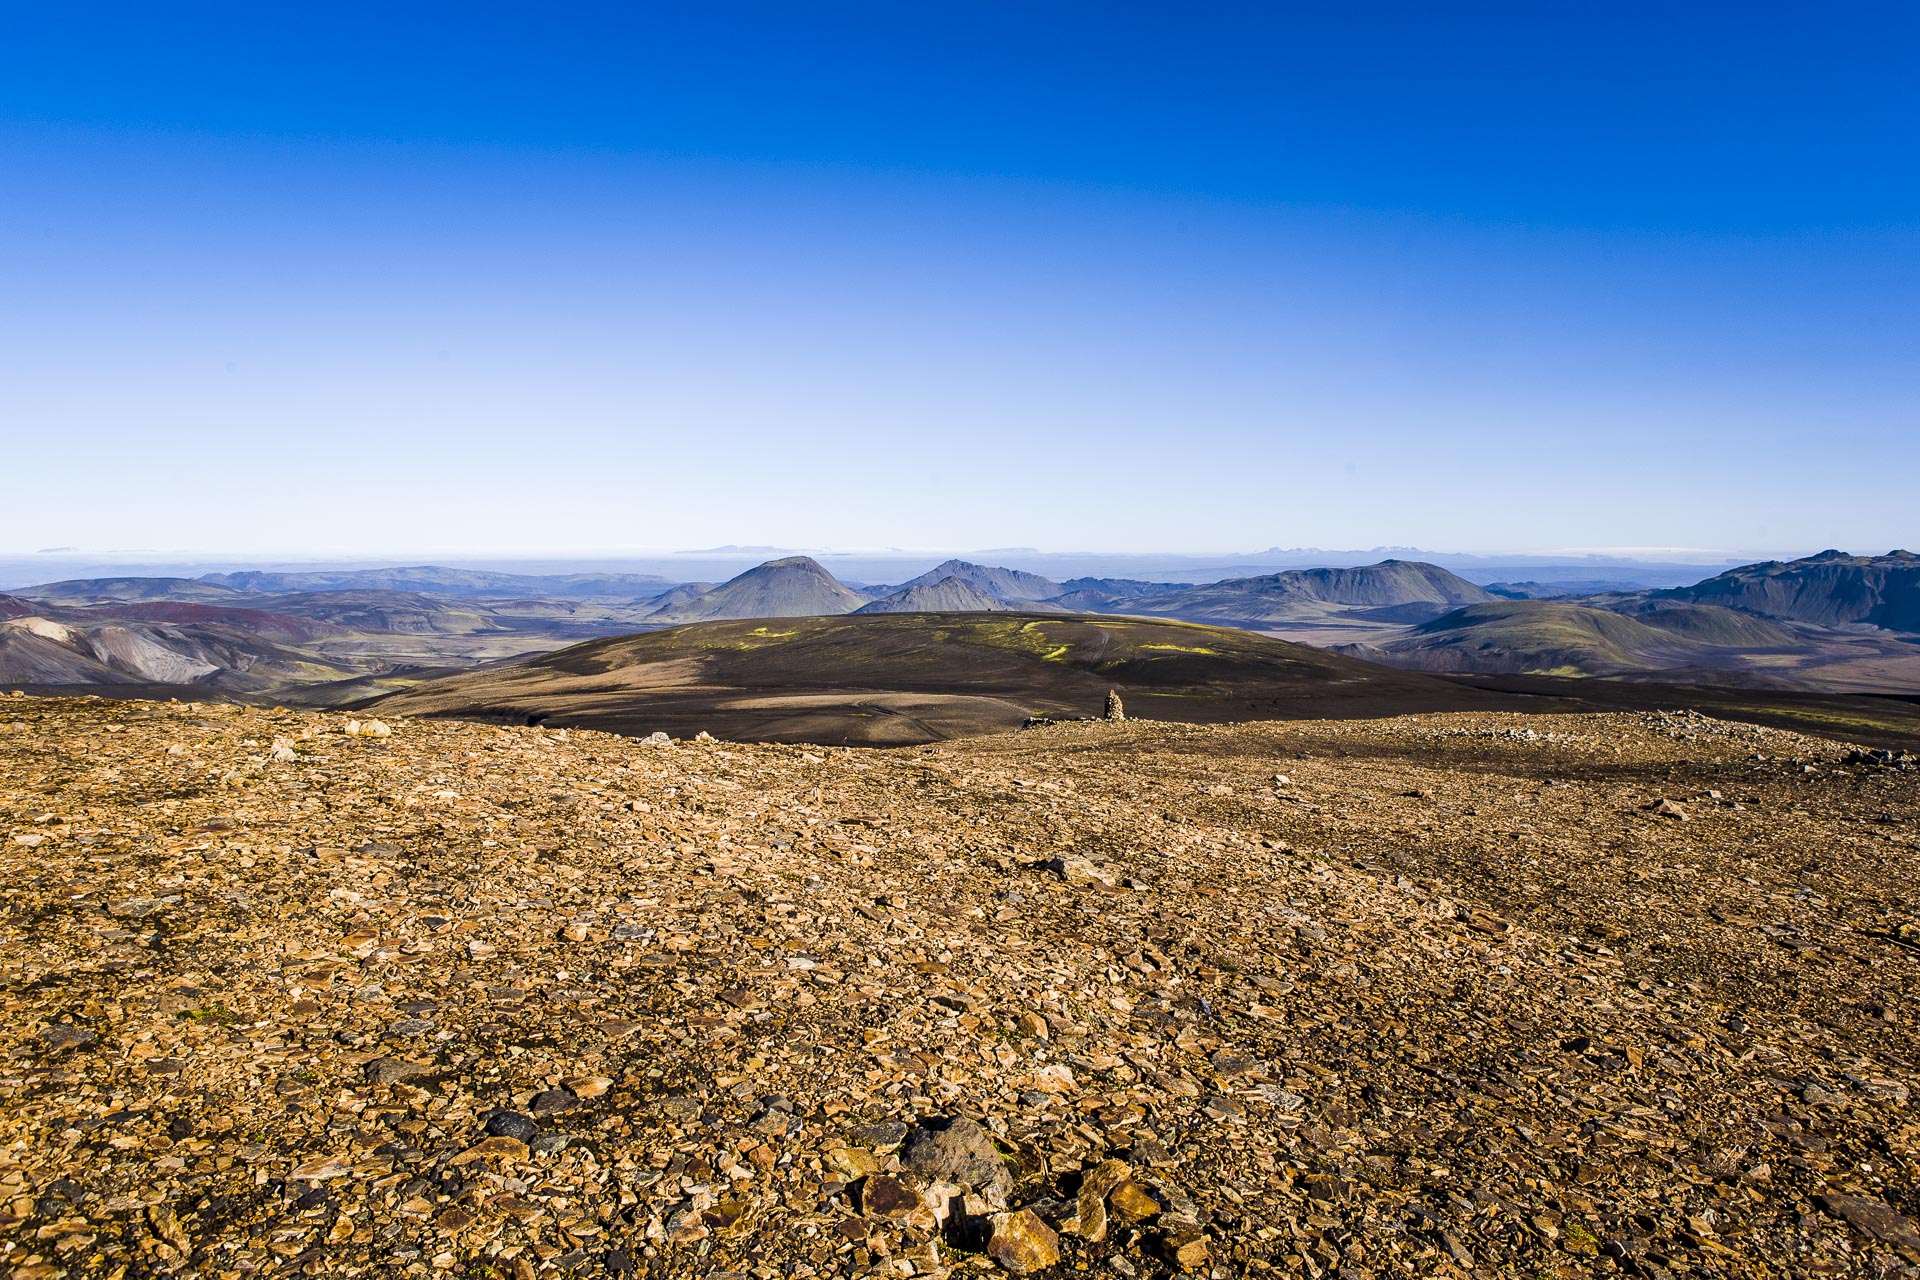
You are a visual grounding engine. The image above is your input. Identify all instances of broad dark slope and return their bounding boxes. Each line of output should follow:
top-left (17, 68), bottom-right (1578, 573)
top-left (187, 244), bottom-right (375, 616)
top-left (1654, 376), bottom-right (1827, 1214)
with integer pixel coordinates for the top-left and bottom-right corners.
top-left (367, 610), bottom-right (1920, 749)
top-left (370, 612), bottom-right (1528, 745)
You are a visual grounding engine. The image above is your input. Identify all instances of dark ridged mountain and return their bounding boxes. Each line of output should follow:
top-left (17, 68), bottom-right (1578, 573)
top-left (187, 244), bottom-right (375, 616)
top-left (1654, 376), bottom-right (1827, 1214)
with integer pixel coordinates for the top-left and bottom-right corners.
top-left (643, 557), bottom-right (865, 622)
top-left (894, 559), bottom-right (1063, 602)
top-left (1651, 550), bottom-right (1920, 630)
top-left (1114, 559), bottom-right (1496, 626)
top-left (853, 577), bottom-right (1018, 614)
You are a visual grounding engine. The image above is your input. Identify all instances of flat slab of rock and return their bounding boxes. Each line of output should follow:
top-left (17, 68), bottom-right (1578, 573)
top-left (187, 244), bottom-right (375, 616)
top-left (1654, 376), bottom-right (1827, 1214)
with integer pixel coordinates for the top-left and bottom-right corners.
top-left (1817, 1195), bottom-right (1920, 1251)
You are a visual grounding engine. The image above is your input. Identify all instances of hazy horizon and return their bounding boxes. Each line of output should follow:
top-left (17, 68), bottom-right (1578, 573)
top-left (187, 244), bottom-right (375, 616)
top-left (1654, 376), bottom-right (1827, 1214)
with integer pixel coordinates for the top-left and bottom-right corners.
top-left (6, 541), bottom-right (1902, 600)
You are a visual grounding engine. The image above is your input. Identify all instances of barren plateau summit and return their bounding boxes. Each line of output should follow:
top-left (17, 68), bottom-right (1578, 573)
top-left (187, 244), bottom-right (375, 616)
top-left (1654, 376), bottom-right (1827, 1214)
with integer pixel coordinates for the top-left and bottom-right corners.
top-left (1, 691), bottom-right (1917, 1278)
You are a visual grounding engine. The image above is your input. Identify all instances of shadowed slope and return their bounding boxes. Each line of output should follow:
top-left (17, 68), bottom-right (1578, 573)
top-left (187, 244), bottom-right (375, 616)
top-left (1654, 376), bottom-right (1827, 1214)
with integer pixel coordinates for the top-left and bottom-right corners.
top-left (1652, 549), bottom-right (1920, 630)
top-left (853, 577), bottom-right (1021, 614)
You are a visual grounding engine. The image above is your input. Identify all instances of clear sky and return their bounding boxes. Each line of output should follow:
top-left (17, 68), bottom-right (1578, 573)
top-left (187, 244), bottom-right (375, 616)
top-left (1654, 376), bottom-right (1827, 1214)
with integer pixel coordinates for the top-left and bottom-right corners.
top-left (2, 3), bottom-right (1915, 559)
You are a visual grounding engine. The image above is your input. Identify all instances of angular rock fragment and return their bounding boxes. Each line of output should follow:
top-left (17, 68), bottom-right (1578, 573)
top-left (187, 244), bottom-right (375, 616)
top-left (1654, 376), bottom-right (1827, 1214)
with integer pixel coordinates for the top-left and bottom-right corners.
top-left (1069, 1158), bottom-right (1133, 1242)
top-left (902, 1113), bottom-right (1013, 1205)
top-left (1045, 854), bottom-right (1112, 887)
top-left (363, 1056), bottom-right (431, 1085)
top-left (1156, 1220), bottom-right (1211, 1270)
top-left (38, 1024), bottom-right (95, 1053)
top-left (987, 1208), bottom-right (1061, 1274)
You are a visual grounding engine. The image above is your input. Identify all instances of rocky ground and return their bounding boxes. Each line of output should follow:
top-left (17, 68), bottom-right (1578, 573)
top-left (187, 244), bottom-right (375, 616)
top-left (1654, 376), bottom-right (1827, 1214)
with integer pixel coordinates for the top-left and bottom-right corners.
top-left (0, 692), bottom-right (1917, 1278)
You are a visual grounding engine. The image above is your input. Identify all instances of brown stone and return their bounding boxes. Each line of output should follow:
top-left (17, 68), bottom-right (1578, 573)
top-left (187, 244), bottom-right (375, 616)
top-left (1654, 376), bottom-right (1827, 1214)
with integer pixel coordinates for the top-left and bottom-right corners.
top-left (861, 1175), bottom-right (922, 1219)
top-left (1110, 1179), bottom-right (1163, 1224)
top-left (1071, 1158), bottom-right (1133, 1241)
top-left (987, 1208), bottom-right (1061, 1274)
top-left (1159, 1223), bottom-right (1210, 1270)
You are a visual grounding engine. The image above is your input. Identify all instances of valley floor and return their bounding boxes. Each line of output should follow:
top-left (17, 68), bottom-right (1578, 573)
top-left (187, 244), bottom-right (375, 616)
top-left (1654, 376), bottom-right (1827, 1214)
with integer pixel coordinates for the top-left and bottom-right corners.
top-left (1, 695), bottom-right (1917, 1277)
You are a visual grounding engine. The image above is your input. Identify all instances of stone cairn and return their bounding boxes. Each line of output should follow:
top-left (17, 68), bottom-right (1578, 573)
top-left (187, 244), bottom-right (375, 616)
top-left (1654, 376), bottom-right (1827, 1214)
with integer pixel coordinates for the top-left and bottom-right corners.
top-left (1104, 689), bottom-right (1126, 722)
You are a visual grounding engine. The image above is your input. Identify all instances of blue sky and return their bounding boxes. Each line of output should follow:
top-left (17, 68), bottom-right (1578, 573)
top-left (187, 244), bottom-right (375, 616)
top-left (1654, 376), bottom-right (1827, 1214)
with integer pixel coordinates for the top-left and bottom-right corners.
top-left (2, 3), bottom-right (1914, 558)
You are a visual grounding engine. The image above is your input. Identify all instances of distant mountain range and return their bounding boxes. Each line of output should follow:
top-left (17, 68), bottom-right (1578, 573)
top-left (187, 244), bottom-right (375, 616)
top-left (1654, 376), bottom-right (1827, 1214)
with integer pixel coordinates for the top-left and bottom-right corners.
top-left (199, 566), bottom-right (675, 598)
top-left (628, 555), bottom-right (1504, 629)
top-left (0, 575), bottom-right (669, 702)
top-left (2, 548), bottom-right (1916, 702)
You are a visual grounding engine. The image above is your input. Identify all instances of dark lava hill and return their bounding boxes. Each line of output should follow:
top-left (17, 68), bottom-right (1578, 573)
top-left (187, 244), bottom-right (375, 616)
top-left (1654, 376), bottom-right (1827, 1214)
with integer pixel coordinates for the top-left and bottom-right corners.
top-left (369, 612), bottom-right (1528, 745)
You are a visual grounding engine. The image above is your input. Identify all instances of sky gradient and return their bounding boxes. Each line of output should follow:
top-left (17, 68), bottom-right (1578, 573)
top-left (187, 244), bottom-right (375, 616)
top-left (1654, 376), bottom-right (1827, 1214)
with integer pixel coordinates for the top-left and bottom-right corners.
top-left (3, 3), bottom-right (1915, 558)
